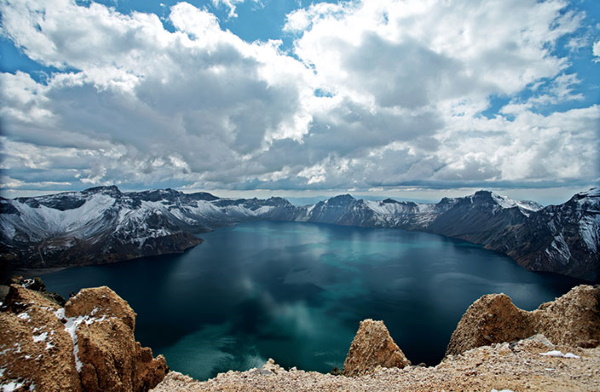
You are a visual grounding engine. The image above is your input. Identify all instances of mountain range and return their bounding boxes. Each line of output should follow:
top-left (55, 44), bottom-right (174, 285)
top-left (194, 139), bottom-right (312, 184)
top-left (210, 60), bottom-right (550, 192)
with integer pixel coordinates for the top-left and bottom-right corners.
top-left (1, 186), bottom-right (598, 281)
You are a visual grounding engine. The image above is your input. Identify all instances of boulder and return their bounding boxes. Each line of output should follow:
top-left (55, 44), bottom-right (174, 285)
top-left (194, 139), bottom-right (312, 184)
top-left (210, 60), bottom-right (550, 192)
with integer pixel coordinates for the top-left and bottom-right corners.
top-left (445, 293), bottom-right (534, 356)
top-left (446, 285), bottom-right (600, 356)
top-left (342, 319), bottom-right (410, 376)
top-left (0, 284), bottom-right (167, 392)
top-left (531, 284), bottom-right (600, 348)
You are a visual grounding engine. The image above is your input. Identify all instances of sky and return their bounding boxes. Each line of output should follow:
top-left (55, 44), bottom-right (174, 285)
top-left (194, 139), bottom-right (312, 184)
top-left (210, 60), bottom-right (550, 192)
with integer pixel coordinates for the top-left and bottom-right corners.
top-left (0, 0), bottom-right (599, 205)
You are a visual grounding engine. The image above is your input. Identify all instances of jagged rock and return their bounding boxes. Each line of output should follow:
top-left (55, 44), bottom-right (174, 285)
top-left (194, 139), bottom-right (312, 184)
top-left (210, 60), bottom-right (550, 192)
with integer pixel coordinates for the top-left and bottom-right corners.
top-left (445, 293), bottom-right (534, 356)
top-left (0, 284), bottom-right (167, 392)
top-left (446, 285), bottom-right (600, 356)
top-left (531, 284), bottom-right (600, 348)
top-left (2, 275), bottom-right (66, 306)
top-left (342, 319), bottom-right (410, 376)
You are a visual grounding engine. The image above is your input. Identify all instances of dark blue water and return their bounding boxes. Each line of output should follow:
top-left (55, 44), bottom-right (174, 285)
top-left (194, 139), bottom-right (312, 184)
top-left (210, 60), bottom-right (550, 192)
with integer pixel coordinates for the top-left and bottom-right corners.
top-left (41, 221), bottom-right (580, 380)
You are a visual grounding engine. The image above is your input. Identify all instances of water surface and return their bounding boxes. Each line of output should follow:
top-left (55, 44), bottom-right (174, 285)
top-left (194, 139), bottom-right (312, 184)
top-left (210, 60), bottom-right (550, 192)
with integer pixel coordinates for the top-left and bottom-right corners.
top-left (42, 221), bottom-right (580, 379)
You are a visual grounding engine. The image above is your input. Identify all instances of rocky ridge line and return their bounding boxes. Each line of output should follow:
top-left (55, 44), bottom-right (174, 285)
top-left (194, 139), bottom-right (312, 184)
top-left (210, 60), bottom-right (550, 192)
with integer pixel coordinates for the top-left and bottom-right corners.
top-left (2, 187), bottom-right (598, 281)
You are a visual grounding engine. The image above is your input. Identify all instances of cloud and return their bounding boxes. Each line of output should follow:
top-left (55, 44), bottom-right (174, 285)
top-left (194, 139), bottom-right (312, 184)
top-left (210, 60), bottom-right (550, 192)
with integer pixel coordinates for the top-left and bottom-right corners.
top-left (594, 40), bottom-right (600, 62)
top-left (211, 0), bottom-right (262, 19)
top-left (0, 0), bottom-right (597, 195)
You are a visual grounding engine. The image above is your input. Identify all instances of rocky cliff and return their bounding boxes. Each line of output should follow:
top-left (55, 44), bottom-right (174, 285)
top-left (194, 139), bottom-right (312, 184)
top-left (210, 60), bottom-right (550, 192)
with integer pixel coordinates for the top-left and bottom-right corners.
top-left (0, 282), bottom-right (167, 392)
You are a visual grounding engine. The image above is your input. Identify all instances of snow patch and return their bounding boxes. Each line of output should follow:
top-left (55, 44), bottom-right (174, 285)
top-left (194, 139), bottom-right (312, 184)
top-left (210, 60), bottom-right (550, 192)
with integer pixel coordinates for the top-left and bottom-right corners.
top-left (52, 307), bottom-right (111, 372)
top-left (17, 313), bottom-right (30, 321)
top-left (0, 381), bottom-right (25, 392)
top-left (32, 332), bottom-right (47, 343)
top-left (540, 350), bottom-right (580, 358)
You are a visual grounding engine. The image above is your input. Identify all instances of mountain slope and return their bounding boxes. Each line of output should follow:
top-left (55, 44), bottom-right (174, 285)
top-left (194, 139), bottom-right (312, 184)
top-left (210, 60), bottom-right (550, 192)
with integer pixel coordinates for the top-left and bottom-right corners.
top-left (485, 188), bottom-right (600, 280)
top-left (0, 187), bottom-right (301, 271)
top-left (1, 187), bottom-right (598, 281)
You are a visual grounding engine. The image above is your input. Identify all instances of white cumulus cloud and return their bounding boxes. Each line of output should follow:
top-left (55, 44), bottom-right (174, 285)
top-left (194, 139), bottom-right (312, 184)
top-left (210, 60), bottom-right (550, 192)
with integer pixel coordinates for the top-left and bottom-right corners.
top-left (0, 0), bottom-right (597, 196)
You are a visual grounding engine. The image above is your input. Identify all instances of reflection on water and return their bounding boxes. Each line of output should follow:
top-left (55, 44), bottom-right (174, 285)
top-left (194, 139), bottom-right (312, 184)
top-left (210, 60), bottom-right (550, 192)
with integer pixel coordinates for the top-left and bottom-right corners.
top-left (42, 221), bottom-right (581, 380)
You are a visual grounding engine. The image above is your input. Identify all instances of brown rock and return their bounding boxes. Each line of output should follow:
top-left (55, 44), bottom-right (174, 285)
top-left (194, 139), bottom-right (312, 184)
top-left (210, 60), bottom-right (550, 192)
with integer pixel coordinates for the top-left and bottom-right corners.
top-left (531, 284), bottom-right (600, 348)
top-left (342, 319), bottom-right (410, 376)
top-left (65, 286), bottom-right (167, 392)
top-left (65, 286), bottom-right (136, 330)
top-left (0, 284), bottom-right (167, 392)
top-left (0, 285), bottom-right (82, 392)
top-left (446, 284), bottom-right (600, 356)
top-left (445, 293), bottom-right (534, 356)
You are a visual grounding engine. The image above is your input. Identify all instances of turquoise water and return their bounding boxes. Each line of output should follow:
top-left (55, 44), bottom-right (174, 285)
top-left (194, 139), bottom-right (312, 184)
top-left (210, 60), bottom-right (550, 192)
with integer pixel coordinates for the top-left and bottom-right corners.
top-left (42, 221), bottom-right (580, 380)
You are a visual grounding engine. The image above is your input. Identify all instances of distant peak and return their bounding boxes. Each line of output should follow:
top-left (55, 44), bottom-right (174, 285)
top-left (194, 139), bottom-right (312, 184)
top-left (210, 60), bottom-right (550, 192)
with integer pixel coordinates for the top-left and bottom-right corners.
top-left (326, 194), bottom-right (356, 204)
top-left (580, 187), bottom-right (599, 197)
top-left (473, 190), bottom-right (494, 197)
top-left (82, 185), bottom-right (121, 196)
top-left (187, 191), bottom-right (219, 201)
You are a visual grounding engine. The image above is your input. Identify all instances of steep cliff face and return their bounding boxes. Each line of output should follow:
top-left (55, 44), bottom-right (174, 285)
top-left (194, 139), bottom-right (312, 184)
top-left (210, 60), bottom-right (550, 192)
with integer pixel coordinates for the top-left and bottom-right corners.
top-left (486, 189), bottom-right (600, 280)
top-left (0, 284), bottom-right (167, 392)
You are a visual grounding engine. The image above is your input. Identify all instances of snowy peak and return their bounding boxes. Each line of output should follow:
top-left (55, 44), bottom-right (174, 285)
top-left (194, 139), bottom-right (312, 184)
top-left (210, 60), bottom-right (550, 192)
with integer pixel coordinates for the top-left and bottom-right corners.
top-left (81, 185), bottom-right (122, 197)
top-left (323, 194), bottom-right (356, 205)
top-left (466, 190), bottom-right (540, 211)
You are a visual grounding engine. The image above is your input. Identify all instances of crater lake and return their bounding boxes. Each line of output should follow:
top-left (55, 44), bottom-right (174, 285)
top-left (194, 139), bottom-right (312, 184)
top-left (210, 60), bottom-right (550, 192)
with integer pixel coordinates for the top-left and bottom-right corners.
top-left (41, 221), bottom-right (581, 380)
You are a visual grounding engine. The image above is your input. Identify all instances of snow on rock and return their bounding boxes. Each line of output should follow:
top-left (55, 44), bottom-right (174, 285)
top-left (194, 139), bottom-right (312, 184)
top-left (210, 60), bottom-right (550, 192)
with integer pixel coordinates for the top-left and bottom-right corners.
top-left (1, 283), bottom-right (167, 392)
top-left (540, 350), bottom-right (580, 359)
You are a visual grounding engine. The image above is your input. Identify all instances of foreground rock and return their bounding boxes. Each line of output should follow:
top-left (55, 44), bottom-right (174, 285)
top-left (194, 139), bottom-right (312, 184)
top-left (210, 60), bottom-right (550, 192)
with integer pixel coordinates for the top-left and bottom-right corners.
top-left (342, 319), bottom-right (410, 376)
top-left (447, 285), bottom-right (600, 356)
top-left (150, 338), bottom-right (600, 392)
top-left (0, 284), bottom-right (167, 392)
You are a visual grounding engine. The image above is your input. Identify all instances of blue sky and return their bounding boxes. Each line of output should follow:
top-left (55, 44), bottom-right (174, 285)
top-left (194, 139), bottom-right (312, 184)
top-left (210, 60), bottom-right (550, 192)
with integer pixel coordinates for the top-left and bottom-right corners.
top-left (1, 0), bottom-right (599, 204)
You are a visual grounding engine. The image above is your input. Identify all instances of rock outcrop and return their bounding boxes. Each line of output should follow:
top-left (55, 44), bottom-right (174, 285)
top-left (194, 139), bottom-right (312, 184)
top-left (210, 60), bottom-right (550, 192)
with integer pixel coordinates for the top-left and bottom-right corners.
top-left (446, 284), bottom-right (600, 356)
top-left (342, 319), bottom-right (411, 376)
top-left (0, 284), bottom-right (167, 392)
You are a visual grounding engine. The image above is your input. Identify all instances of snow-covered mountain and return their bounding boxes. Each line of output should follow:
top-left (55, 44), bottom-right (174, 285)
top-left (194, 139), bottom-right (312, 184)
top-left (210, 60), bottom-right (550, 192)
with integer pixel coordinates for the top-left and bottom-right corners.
top-left (485, 188), bottom-right (600, 281)
top-left (1, 186), bottom-right (598, 281)
top-left (0, 186), bottom-right (300, 272)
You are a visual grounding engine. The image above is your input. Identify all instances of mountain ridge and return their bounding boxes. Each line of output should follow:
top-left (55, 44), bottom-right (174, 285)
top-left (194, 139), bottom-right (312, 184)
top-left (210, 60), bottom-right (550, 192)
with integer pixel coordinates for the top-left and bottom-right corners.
top-left (1, 186), bottom-right (598, 281)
